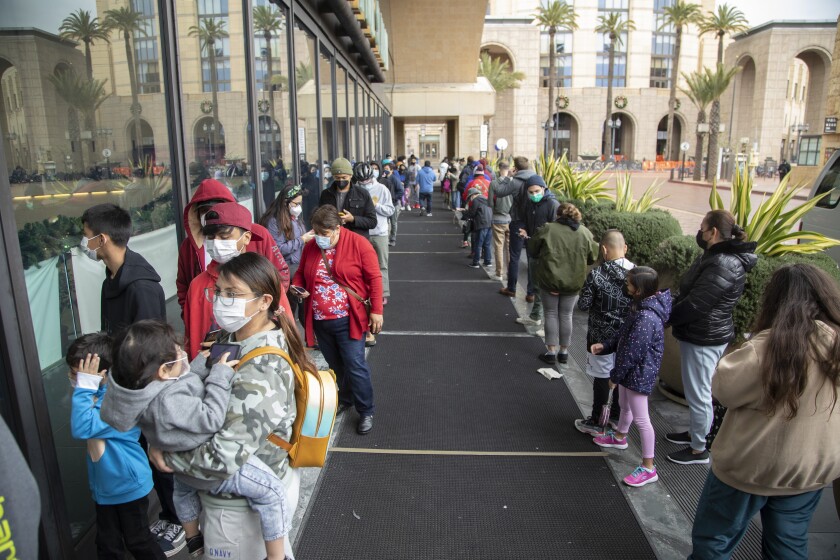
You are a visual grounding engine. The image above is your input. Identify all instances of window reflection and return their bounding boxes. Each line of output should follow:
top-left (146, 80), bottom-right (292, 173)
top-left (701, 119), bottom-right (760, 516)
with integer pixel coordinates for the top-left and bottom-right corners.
top-left (319, 49), bottom-right (334, 168)
top-left (253, 0), bottom-right (291, 196)
top-left (293, 20), bottom-right (319, 217)
top-left (1, 0), bottom-right (179, 542)
top-left (336, 64), bottom-right (348, 157)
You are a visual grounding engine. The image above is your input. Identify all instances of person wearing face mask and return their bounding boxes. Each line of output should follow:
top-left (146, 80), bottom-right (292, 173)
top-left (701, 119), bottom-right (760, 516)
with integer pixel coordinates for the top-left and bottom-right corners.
top-left (176, 178), bottom-right (290, 318)
top-left (665, 209), bottom-right (757, 466)
top-left (354, 163), bottom-right (394, 325)
top-left (260, 185), bottom-right (315, 323)
top-left (318, 157), bottom-right (377, 239)
top-left (513, 175), bottom-right (559, 329)
top-left (291, 205), bottom-right (383, 435)
top-left (145, 253), bottom-right (307, 560)
top-left (101, 318), bottom-right (294, 560)
top-left (183, 202), bottom-right (292, 359)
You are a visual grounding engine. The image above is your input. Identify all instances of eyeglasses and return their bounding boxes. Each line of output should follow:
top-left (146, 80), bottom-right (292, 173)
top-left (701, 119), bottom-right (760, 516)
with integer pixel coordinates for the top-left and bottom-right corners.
top-left (204, 288), bottom-right (262, 307)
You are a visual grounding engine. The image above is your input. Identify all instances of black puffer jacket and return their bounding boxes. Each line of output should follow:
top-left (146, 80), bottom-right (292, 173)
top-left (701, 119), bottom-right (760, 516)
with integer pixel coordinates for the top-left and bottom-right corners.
top-left (669, 239), bottom-right (758, 346)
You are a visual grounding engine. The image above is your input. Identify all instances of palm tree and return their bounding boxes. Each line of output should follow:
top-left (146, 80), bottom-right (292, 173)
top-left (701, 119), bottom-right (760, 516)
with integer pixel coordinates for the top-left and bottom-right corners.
top-left (595, 12), bottom-right (636, 159)
top-left (533, 1), bottom-right (578, 156)
top-left (190, 18), bottom-right (229, 159)
top-left (700, 4), bottom-right (748, 179)
top-left (295, 62), bottom-right (313, 92)
top-left (58, 9), bottom-right (110, 80)
top-left (478, 52), bottom-right (526, 93)
top-left (49, 71), bottom-right (110, 171)
top-left (254, 5), bottom-right (285, 161)
top-left (660, 0), bottom-right (702, 161)
top-left (680, 70), bottom-right (713, 180)
top-left (103, 6), bottom-right (146, 163)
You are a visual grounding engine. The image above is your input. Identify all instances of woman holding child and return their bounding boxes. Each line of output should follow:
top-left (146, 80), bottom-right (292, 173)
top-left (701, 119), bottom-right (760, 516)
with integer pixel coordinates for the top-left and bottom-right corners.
top-left (143, 252), bottom-right (306, 559)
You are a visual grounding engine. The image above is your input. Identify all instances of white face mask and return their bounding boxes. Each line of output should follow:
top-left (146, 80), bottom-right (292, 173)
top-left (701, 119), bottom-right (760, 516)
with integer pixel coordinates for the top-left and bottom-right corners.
top-left (162, 352), bottom-right (189, 380)
top-left (289, 205), bottom-right (303, 218)
top-left (80, 234), bottom-right (102, 261)
top-left (213, 295), bottom-right (262, 332)
top-left (206, 233), bottom-right (246, 264)
top-left (372, 169), bottom-right (380, 180)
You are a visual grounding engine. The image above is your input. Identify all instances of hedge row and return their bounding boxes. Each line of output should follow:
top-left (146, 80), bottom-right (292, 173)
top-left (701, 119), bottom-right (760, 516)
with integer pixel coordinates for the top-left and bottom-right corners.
top-left (652, 235), bottom-right (840, 340)
top-left (565, 199), bottom-right (683, 267)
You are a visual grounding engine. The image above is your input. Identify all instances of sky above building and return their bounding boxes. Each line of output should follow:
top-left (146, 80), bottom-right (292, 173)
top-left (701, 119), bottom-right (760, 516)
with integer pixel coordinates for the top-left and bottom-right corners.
top-left (3, 0), bottom-right (838, 36)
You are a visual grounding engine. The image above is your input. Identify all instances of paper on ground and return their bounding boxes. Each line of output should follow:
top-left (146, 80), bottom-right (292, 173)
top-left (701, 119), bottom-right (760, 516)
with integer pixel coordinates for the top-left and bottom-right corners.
top-left (538, 367), bottom-right (563, 380)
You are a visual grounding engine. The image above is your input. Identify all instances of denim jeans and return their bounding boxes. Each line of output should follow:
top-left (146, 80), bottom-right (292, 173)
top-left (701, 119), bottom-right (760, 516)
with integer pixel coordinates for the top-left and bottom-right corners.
top-left (419, 192), bottom-right (432, 214)
top-left (679, 340), bottom-right (727, 451)
top-left (173, 455), bottom-right (291, 542)
top-left (690, 471), bottom-right (822, 560)
top-left (314, 316), bottom-right (375, 415)
top-left (506, 222), bottom-right (525, 292)
top-left (472, 228), bottom-right (492, 265)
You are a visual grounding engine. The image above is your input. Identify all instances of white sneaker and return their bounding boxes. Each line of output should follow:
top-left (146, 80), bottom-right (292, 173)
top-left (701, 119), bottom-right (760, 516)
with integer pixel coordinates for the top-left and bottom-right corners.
top-left (516, 317), bottom-right (541, 326)
top-left (535, 328), bottom-right (545, 337)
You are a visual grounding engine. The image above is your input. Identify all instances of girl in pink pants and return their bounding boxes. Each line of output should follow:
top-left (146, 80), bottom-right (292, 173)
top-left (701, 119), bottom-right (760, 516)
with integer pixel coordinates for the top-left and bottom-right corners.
top-left (590, 267), bottom-right (671, 487)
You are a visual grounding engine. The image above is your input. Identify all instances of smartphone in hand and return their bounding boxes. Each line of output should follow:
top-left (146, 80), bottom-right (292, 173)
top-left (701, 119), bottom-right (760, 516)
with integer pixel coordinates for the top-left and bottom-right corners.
top-left (206, 343), bottom-right (242, 368)
top-left (204, 329), bottom-right (221, 343)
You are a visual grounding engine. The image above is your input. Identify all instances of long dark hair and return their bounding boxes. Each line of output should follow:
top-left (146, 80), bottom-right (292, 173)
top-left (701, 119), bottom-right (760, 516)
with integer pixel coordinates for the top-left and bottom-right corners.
top-left (218, 253), bottom-right (316, 374)
top-left (111, 320), bottom-right (181, 390)
top-left (752, 263), bottom-right (840, 419)
top-left (627, 266), bottom-right (659, 306)
top-left (259, 185), bottom-right (302, 240)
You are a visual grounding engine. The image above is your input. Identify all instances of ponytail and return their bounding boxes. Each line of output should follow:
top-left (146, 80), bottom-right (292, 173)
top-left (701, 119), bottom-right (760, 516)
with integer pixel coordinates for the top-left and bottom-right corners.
top-left (704, 209), bottom-right (748, 242)
top-left (275, 309), bottom-right (317, 374)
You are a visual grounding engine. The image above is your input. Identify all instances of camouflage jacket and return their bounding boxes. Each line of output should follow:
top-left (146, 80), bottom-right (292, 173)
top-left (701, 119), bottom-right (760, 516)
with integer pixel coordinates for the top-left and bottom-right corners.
top-left (165, 328), bottom-right (296, 490)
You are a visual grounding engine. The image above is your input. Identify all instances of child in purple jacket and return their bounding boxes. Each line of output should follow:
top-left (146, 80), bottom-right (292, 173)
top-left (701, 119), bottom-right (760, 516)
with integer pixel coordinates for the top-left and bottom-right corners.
top-left (590, 267), bottom-right (671, 488)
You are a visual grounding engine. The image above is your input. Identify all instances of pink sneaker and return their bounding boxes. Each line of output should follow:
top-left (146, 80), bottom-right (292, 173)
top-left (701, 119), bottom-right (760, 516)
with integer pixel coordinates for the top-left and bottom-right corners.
top-left (592, 431), bottom-right (628, 450)
top-left (623, 465), bottom-right (659, 487)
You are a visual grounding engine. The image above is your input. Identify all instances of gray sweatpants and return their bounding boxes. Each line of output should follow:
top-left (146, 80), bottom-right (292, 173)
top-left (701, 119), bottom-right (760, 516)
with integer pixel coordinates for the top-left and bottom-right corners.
top-left (540, 290), bottom-right (579, 349)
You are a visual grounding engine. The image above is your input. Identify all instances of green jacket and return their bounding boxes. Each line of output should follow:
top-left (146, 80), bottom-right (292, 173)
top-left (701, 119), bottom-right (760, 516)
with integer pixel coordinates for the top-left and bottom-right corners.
top-left (165, 328), bottom-right (296, 490)
top-left (528, 221), bottom-right (599, 295)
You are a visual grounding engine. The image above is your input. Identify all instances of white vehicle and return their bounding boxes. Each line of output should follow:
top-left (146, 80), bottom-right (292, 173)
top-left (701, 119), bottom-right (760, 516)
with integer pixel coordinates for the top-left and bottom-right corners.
top-left (803, 149), bottom-right (840, 264)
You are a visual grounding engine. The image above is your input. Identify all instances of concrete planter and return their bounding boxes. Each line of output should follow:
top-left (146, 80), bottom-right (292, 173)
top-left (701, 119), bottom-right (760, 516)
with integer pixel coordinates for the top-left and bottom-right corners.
top-left (658, 327), bottom-right (687, 406)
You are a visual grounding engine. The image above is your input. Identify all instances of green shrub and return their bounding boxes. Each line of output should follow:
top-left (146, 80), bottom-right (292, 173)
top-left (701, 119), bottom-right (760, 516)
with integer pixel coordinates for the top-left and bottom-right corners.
top-left (651, 236), bottom-right (840, 341)
top-left (559, 197), bottom-right (614, 221)
top-left (733, 252), bottom-right (840, 340)
top-left (583, 208), bottom-right (683, 266)
top-left (649, 235), bottom-right (702, 290)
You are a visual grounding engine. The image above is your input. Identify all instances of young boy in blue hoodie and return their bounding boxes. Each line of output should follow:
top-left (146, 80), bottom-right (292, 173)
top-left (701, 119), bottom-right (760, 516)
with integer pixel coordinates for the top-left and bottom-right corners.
top-left (67, 333), bottom-right (164, 559)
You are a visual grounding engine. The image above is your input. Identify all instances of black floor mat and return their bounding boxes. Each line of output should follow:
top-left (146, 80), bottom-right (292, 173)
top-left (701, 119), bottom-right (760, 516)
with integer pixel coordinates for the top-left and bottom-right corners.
top-left (389, 252), bottom-right (493, 281)
top-left (295, 454), bottom-right (655, 560)
top-left (384, 281), bottom-right (521, 332)
top-left (337, 335), bottom-right (594, 452)
top-left (395, 217), bottom-right (462, 235)
top-left (391, 233), bottom-right (466, 253)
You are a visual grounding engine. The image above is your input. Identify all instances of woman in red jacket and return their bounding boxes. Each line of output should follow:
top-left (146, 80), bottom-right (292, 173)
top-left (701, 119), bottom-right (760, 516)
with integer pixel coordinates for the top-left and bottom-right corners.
top-left (291, 205), bottom-right (383, 435)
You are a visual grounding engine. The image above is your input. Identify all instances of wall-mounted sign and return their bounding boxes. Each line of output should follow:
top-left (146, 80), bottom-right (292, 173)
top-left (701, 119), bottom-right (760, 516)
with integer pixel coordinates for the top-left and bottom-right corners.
top-left (298, 127), bottom-right (306, 158)
top-left (825, 117), bottom-right (838, 134)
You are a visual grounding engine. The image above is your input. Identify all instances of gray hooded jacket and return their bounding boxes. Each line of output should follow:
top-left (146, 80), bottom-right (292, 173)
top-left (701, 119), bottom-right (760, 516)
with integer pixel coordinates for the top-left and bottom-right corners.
top-left (101, 356), bottom-right (236, 453)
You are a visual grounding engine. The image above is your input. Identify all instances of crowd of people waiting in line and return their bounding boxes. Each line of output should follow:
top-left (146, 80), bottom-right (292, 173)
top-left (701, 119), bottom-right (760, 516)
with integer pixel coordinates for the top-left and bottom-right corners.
top-left (38, 148), bottom-right (840, 560)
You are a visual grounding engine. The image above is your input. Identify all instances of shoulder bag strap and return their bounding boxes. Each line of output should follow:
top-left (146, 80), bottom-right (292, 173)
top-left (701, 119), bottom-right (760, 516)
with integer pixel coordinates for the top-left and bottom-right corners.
top-left (319, 249), bottom-right (371, 309)
top-left (235, 346), bottom-right (297, 453)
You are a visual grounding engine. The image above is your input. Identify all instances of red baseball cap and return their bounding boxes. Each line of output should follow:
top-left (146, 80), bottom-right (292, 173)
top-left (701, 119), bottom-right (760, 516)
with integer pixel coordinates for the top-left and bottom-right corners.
top-left (201, 202), bottom-right (262, 240)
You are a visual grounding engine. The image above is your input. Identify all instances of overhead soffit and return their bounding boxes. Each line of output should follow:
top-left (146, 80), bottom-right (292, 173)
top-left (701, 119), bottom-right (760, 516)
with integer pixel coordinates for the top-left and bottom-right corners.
top-left (379, 0), bottom-right (488, 85)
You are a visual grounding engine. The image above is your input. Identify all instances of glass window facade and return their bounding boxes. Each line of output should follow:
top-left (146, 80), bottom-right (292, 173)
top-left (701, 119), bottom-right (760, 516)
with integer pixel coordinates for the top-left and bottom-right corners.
top-left (0, 1), bottom-right (390, 554)
top-left (798, 136), bottom-right (821, 166)
top-left (596, 0), bottom-right (629, 87)
top-left (540, 31), bottom-right (572, 88)
top-left (650, 0), bottom-right (676, 88)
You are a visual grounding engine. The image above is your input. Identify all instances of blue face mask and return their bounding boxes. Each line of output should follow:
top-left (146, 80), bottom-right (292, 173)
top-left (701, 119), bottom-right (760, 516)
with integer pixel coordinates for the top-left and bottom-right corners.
top-left (529, 192), bottom-right (544, 203)
top-left (315, 233), bottom-right (334, 249)
top-left (261, 171), bottom-right (269, 181)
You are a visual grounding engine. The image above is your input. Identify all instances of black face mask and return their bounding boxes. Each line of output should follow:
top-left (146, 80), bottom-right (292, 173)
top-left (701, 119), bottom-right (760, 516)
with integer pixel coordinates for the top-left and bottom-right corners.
top-left (334, 179), bottom-right (350, 190)
top-left (696, 229), bottom-right (708, 250)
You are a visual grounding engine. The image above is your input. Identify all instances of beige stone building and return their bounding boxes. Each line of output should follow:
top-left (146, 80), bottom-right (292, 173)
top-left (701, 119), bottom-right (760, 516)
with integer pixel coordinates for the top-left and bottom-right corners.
top-left (481, 0), bottom-right (719, 162)
top-left (719, 20), bottom-right (837, 183)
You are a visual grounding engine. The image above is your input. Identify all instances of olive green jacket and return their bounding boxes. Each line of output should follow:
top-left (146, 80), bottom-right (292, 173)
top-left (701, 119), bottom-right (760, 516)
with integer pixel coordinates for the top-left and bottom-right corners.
top-left (528, 222), bottom-right (599, 295)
